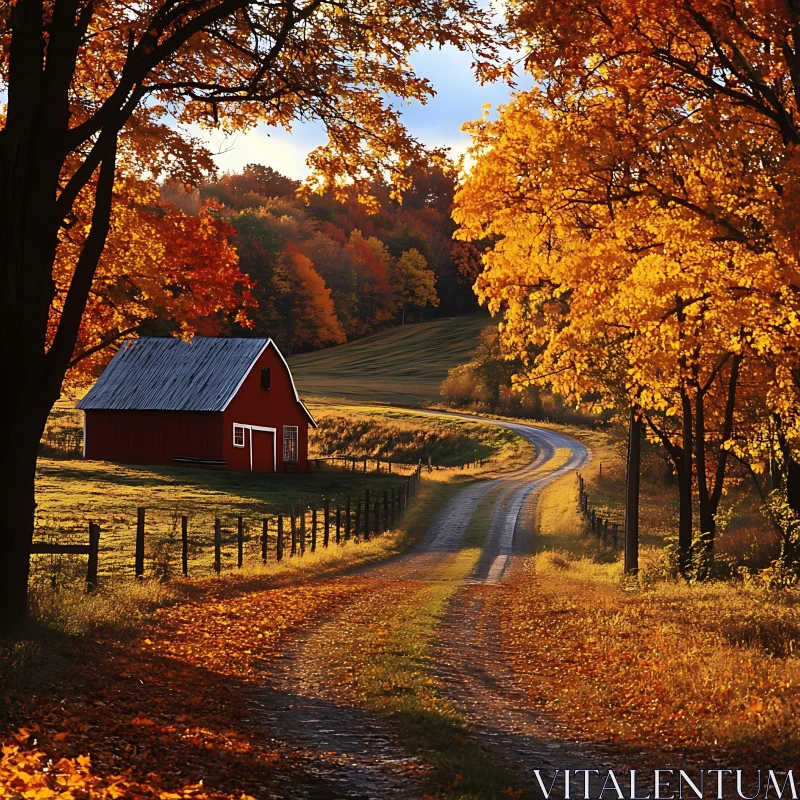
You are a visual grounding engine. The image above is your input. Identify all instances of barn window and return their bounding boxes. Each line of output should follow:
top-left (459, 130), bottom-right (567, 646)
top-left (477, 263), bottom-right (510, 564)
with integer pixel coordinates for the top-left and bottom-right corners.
top-left (233, 424), bottom-right (246, 448)
top-left (283, 426), bottom-right (298, 463)
top-left (261, 368), bottom-right (271, 390)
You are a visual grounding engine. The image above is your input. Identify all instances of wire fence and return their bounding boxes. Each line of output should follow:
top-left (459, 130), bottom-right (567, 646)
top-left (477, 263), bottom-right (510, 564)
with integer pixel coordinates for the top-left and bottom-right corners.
top-left (576, 471), bottom-right (622, 549)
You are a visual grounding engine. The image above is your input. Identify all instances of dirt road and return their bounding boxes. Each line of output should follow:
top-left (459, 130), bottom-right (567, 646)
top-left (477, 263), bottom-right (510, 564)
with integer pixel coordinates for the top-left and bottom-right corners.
top-left (256, 415), bottom-right (595, 799)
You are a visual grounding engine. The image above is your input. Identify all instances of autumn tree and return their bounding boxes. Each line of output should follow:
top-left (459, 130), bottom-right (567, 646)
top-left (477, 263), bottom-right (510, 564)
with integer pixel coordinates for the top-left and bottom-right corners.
top-left (345, 230), bottom-right (398, 334)
top-left (0, 0), bottom-right (497, 630)
top-left (392, 248), bottom-right (439, 324)
top-left (277, 247), bottom-right (346, 352)
top-left (454, 88), bottom-right (783, 575)
top-left (441, 325), bottom-right (513, 411)
top-left (502, 0), bottom-right (800, 528)
top-left (228, 209), bottom-right (285, 338)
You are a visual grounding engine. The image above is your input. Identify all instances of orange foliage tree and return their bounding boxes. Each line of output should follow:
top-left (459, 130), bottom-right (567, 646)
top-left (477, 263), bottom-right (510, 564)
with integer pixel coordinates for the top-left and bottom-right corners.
top-left (57, 195), bottom-right (253, 386)
top-left (277, 247), bottom-right (346, 352)
top-left (0, 0), bottom-right (497, 629)
top-left (456, 0), bottom-right (800, 574)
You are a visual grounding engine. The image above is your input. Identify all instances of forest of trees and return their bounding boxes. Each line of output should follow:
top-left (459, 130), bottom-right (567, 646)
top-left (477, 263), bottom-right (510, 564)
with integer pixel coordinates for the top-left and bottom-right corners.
top-left (157, 163), bottom-right (474, 356)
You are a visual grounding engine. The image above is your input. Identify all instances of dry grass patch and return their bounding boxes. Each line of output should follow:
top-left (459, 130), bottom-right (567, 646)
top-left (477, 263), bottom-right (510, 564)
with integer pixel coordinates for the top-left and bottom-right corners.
top-left (497, 554), bottom-right (800, 762)
top-left (308, 403), bottom-right (533, 471)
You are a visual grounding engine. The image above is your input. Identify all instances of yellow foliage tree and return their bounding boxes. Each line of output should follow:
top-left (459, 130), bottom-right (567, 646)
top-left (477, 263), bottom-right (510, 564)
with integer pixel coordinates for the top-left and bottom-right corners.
top-left (454, 82), bottom-right (797, 574)
top-left (392, 248), bottom-right (439, 324)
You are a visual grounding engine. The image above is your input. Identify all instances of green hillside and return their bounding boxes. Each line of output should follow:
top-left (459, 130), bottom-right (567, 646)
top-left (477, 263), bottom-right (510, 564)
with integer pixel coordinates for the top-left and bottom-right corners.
top-left (289, 313), bottom-right (490, 406)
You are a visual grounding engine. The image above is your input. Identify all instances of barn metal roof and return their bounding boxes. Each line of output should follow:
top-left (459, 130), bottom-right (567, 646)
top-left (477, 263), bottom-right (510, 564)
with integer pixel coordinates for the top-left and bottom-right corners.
top-left (77, 337), bottom-right (272, 413)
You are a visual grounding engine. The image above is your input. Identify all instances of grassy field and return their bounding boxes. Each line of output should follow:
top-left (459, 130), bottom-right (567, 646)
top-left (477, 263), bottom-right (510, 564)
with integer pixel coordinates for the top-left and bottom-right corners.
top-left (33, 457), bottom-right (416, 579)
top-left (289, 312), bottom-right (489, 406)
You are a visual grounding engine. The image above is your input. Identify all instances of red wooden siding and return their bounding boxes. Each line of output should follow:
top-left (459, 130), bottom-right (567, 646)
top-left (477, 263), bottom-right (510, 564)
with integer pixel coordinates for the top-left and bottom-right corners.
top-left (83, 410), bottom-right (223, 465)
top-left (222, 344), bottom-right (310, 472)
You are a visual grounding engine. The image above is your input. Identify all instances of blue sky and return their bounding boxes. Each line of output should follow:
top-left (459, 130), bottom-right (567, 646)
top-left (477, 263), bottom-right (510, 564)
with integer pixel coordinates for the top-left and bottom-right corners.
top-left (203, 44), bottom-right (521, 179)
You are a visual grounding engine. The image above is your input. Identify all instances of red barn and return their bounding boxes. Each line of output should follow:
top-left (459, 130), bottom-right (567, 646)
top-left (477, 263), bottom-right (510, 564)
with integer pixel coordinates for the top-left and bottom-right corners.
top-left (77, 337), bottom-right (317, 472)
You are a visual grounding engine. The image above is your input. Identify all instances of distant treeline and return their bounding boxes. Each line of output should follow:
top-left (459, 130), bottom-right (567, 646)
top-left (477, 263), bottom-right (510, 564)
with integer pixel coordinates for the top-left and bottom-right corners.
top-left (156, 164), bottom-right (480, 354)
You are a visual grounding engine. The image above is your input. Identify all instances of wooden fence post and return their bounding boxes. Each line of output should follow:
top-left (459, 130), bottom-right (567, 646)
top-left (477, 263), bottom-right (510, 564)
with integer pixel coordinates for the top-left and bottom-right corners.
top-left (300, 503), bottom-right (306, 555)
top-left (86, 522), bottom-right (100, 591)
top-left (355, 502), bottom-right (361, 539)
top-left (345, 495), bottom-right (352, 540)
top-left (291, 511), bottom-right (297, 556)
top-left (336, 504), bottom-right (341, 544)
top-left (312, 508), bottom-right (317, 553)
top-left (214, 517), bottom-right (221, 574)
top-left (262, 519), bottom-right (268, 563)
top-left (277, 515), bottom-right (284, 561)
top-left (181, 515), bottom-right (188, 577)
top-left (383, 490), bottom-right (389, 530)
top-left (135, 506), bottom-right (145, 578)
top-left (364, 489), bottom-right (370, 539)
top-left (324, 499), bottom-right (330, 548)
top-left (374, 500), bottom-right (379, 537)
top-left (237, 515), bottom-right (244, 568)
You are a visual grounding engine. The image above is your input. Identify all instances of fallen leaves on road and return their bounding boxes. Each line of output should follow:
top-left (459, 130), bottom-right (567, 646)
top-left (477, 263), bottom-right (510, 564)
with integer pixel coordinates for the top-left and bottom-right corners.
top-left (1, 579), bottom-right (365, 798)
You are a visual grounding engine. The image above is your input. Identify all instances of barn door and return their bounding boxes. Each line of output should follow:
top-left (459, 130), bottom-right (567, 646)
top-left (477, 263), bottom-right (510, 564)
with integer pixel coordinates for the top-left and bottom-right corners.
top-left (251, 430), bottom-right (275, 472)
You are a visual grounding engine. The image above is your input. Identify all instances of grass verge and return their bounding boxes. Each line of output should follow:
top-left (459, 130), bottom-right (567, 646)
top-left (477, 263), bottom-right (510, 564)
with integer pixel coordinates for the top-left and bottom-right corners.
top-left (495, 553), bottom-right (800, 763)
top-left (309, 402), bottom-right (532, 470)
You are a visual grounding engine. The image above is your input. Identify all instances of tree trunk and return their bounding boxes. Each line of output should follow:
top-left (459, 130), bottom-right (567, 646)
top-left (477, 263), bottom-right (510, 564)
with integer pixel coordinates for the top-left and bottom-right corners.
top-left (775, 416), bottom-right (800, 515)
top-left (0, 447), bottom-right (40, 633)
top-left (0, 368), bottom-right (52, 633)
top-left (1, 21), bottom-right (117, 629)
top-left (624, 407), bottom-right (642, 574)
top-left (677, 391), bottom-right (694, 576)
top-left (787, 449), bottom-right (800, 517)
top-left (695, 390), bottom-right (715, 544)
top-left (696, 355), bottom-right (741, 571)
top-left (774, 421), bottom-right (800, 570)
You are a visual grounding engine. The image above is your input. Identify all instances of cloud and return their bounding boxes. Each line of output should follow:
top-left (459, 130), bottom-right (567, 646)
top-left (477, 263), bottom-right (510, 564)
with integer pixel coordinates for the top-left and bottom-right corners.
top-left (205, 124), bottom-right (327, 180)
top-left (200, 42), bottom-right (526, 179)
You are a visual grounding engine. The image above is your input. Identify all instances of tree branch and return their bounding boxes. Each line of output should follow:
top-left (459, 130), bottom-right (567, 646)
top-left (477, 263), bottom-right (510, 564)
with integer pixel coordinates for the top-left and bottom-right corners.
top-left (45, 137), bottom-right (117, 402)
